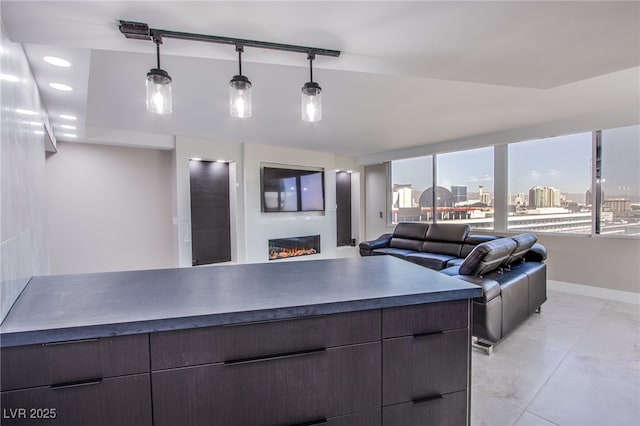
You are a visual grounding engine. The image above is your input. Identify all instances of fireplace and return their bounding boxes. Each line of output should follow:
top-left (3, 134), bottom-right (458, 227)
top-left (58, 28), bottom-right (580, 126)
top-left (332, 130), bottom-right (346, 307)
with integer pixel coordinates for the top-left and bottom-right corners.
top-left (268, 235), bottom-right (321, 261)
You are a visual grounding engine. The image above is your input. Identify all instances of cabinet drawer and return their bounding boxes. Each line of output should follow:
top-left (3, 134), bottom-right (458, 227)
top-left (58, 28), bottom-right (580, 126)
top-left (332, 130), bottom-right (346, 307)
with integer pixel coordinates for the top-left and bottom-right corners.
top-left (382, 390), bottom-right (467, 426)
top-left (0, 334), bottom-right (149, 391)
top-left (383, 328), bottom-right (468, 406)
top-left (0, 373), bottom-right (152, 426)
top-left (382, 299), bottom-right (468, 338)
top-left (152, 342), bottom-right (381, 426)
top-left (327, 409), bottom-right (381, 426)
top-left (151, 309), bottom-right (380, 369)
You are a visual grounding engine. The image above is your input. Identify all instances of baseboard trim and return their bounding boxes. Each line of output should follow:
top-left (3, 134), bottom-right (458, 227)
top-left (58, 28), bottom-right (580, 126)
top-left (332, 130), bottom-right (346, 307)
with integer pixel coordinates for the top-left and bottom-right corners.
top-left (548, 280), bottom-right (640, 305)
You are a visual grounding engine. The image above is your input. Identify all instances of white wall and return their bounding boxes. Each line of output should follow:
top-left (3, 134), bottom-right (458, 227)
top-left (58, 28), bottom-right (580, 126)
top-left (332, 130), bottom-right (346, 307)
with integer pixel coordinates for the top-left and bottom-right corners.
top-left (46, 142), bottom-right (176, 274)
top-left (0, 19), bottom-right (50, 320)
top-left (365, 163), bottom-right (391, 240)
top-left (174, 138), bottom-right (363, 265)
top-left (244, 143), bottom-right (337, 263)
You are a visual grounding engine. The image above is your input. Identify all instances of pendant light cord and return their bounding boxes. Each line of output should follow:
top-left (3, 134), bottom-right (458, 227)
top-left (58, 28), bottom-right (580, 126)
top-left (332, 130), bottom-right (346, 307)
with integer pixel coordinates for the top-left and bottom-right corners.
top-left (236, 44), bottom-right (244, 76)
top-left (156, 41), bottom-right (161, 69)
top-left (308, 52), bottom-right (315, 82)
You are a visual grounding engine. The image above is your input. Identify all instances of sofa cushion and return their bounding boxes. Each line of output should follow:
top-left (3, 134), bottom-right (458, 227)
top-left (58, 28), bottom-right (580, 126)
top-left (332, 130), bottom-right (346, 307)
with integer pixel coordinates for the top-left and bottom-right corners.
top-left (459, 238), bottom-right (517, 277)
top-left (359, 233), bottom-right (392, 251)
top-left (371, 247), bottom-right (416, 259)
top-left (425, 223), bottom-right (470, 242)
top-left (446, 257), bottom-right (466, 268)
top-left (389, 238), bottom-right (424, 251)
top-left (452, 275), bottom-right (501, 302)
top-left (461, 235), bottom-right (498, 258)
top-left (389, 222), bottom-right (429, 252)
top-left (524, 243), bottom-right (547, 262)
top-left (404, 252), bottom-right (458, 270)
top-left (393, 222), bottom-right (429, 240)
top-left (421, 223), bottom-right (470, 256)
top-left (505, 233), bottom-right (537, 266)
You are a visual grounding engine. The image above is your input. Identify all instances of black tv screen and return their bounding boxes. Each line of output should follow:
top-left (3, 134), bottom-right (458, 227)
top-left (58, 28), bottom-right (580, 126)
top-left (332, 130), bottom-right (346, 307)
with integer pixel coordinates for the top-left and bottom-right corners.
top-left (261, 166), bottom-right (325, 212)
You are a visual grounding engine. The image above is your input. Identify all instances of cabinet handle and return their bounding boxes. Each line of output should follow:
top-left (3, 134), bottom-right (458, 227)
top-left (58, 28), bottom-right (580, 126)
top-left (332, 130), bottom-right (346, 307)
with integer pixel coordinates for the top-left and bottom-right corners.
top-left (43, 338), bottom-right (99, 346)
top-left (412, 330), bottom-right (444, 339)
top-left (412, 394), bottom-right (444, 404)
top-left (289, 418), bottom-right (327, 426)
top-left (224, 348), bottom-right (326, 366)
top-left (50, 378), bottom-right (103, 390)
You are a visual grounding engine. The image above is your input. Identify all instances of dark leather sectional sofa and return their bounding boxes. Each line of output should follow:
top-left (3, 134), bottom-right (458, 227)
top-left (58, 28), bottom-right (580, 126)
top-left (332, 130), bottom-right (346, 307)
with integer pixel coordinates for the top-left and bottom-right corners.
top-left (359, 222), bottom-right (547, 353)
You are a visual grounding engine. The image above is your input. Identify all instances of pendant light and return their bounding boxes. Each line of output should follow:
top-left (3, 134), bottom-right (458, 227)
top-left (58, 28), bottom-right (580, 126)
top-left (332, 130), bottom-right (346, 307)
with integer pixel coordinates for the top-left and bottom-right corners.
top-left (229, 44), bottom-right (252, 118)
top-left (146, 34), bottom-right (172, 114)
top-left (301, 52), bottom-right (321, 122)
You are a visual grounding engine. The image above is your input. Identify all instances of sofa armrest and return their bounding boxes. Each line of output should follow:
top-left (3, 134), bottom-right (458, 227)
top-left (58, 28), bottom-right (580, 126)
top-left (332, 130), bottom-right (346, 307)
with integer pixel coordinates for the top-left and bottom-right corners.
top-left (524, 243), bottom-right (547, 262)
top-left (359, 233), bottom-right (393, 255)
top-left (452, 275), bottom-right (501, 302)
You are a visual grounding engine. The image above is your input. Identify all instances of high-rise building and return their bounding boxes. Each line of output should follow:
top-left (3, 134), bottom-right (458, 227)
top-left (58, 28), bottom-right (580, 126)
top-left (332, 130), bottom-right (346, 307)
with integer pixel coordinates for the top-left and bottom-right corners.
top-left (451, 185), bottom-right (468, 204)
top-left (529, 186), bottom-right (547, 208)
top-left (480, 192), bottom-right (492, 206)
top-left (529, 186), bottom-right (561, 208)
top-left (548, 187), bottom-right (561, 207)
top-left (393, 184), bottom-right (413, 208)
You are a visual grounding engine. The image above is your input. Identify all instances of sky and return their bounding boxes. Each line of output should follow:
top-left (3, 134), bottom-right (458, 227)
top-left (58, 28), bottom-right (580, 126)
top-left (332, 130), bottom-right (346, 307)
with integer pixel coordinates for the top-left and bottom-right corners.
top-left (391, 126), bottom-right (639, 198)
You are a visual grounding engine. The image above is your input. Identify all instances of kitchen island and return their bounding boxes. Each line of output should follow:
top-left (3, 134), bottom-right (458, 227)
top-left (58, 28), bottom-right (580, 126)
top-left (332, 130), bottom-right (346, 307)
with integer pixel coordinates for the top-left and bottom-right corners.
top-left (1, 256), bottom-right (481, 426)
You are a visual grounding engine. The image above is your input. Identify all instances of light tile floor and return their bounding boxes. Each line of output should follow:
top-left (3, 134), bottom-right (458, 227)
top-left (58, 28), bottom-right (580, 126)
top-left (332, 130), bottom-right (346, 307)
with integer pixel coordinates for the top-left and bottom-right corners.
top-left (471, 289), bottom-right (640, 426)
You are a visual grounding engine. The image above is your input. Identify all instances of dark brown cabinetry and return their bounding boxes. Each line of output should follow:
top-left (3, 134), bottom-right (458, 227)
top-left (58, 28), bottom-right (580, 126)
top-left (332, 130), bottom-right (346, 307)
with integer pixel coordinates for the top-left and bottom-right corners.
top-left (1, 300), bottom-right (471, 426)
top-left (153, 343), bottom-right (380, 426)
top-left (381, 299), bottom-right (471, 425)
top-left (0, 335), bottom-right (152, 425)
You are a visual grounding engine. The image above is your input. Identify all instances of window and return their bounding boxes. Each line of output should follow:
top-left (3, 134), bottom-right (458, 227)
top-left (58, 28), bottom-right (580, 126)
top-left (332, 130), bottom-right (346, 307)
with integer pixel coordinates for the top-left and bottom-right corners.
top-left (599, 125), bottom-right (640, 236)
top-left (390, 155), bottom-right (433, 223)
top-left (436, 147), bottom-right (494, 230)
top-left (508, 133), bottom-right (592, 234)
top-left (387, 127), bottom-right (638, 238)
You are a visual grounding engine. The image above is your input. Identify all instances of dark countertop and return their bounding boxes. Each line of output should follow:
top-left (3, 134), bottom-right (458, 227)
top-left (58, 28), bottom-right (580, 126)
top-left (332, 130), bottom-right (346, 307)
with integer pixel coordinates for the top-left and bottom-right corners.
top-left (0, 256), bottom-right (481, 347)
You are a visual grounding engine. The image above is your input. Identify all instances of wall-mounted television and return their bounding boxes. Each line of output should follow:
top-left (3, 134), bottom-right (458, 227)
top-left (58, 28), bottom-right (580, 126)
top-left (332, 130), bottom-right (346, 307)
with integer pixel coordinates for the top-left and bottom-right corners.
top-left (261, 166), bottom-right (325, 212)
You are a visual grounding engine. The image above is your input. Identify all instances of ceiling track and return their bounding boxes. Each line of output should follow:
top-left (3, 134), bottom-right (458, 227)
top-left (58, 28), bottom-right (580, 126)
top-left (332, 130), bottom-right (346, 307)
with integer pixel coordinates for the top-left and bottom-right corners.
top-left (118, 20), bottom-right (341, 58)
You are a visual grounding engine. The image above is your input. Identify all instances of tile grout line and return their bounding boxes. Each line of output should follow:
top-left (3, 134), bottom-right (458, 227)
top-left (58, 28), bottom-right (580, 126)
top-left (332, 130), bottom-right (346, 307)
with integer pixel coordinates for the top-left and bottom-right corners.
top-left (514, 300), bottom-right (610, 426)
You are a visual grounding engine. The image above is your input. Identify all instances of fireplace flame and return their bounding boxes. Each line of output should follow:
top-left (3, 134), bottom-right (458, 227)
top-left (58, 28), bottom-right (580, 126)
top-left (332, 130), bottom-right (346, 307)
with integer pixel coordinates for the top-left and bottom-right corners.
top-left (269, 246), bottom-right (317, 260)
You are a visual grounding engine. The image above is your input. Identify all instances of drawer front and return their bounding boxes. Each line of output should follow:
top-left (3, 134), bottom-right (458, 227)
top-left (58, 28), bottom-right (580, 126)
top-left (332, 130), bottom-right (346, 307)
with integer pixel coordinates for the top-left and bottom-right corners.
top-left (327, 409), bottom-right (381, 426)
top-left (1, 334), bottom-right (149, 391)
top-left (383, 328), bottom-right (468, 406)
top-left (152, 342), bottom-right (381, 426)
top-left (151, 309), bottom-right (380, 369)
top-left (382, 299), bottom-right (469, 338)
top-left (0, 373), bottom-right (152, 426)
top-left (382, 390), bottom-right (468, 426)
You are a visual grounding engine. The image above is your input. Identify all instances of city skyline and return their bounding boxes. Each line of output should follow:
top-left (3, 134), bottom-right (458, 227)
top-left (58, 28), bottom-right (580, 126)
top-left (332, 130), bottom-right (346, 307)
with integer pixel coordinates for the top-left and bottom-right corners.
top-left (392, 126), bottom-right (639, 199)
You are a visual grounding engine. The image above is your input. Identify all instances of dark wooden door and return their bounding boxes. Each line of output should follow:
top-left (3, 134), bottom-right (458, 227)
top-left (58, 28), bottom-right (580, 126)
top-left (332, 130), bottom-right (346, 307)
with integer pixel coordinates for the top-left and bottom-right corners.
top-left (336, 171), bottom-right (352, 246)
top-left (189, 160), bottom-right (231, 265)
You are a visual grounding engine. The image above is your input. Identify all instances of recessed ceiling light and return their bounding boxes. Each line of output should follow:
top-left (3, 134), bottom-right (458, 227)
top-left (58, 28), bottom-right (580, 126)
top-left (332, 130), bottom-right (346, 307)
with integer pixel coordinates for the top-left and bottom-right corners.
top-left (34, 130), bottom-right (45, 135)
top-left (0, 74), bottom-right (20, 82)
top-left (191, 157), bottom-right (202, 161)
top-left (43, 56), bottom-right (71, 67)
top-left (16, 109), bottom-right (39, 115)
top-left (49, 82), bottom-right (73, 91)
top-left (60, 124), bottom-right (76, 130)
top-left (59, 114), bottom-right (77, 120)
top-left (22, 121), bottom-right (42, 126)
top-left (62, 133), bottom-right (77, 138)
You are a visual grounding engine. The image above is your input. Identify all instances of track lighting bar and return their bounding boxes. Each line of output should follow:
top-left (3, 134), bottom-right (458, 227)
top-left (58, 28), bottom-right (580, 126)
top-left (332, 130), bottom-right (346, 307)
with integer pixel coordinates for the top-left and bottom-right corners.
top-left (119, 21), bottom-right (341, 58)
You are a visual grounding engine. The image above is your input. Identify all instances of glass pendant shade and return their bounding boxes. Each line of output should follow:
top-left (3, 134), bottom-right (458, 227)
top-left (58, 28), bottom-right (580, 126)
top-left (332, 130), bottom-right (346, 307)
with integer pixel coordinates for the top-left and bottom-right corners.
top-left (229, 75), bottom-right (252, 118)
top-left (301, 81), bottom-right (322, 122)
top-left (146, 69), bottom-right (172, 114)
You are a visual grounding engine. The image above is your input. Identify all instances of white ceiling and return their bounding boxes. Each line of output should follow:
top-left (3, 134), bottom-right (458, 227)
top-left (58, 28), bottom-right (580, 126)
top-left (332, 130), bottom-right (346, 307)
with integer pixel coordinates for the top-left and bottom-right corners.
top-left (2, 1), bottom-right (639, 159)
